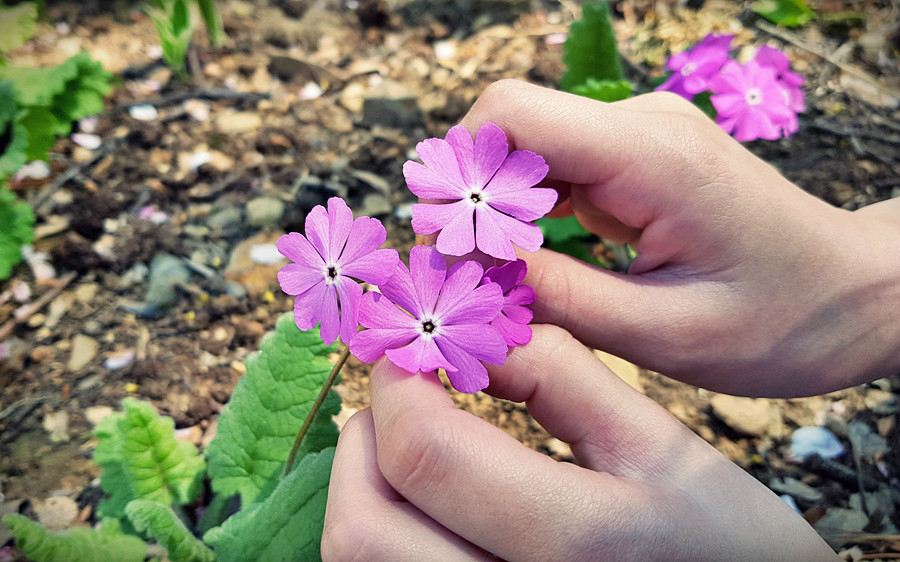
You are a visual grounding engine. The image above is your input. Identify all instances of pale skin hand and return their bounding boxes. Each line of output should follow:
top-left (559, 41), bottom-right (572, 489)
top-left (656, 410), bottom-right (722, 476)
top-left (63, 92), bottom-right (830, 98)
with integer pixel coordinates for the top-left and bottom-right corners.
top-left (322, 327), bottom-right (838, 560)
top-left (459, 80), bottom-right (900, 398)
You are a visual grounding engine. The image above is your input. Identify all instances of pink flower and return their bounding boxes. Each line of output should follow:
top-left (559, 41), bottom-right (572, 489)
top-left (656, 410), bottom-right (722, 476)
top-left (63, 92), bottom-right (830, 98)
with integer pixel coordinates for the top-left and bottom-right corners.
top-left (710, 60), bottom-right (795, 142)
top-left (657, 34), bottom-right (733, 99)
top-left (405, 122), bottom-right (557, 261)
top-left (754, 45), bottom-right (805, 135)
top-left (277, 197), bottom-right (400, 345)
top-left (349, 245), bottom-right (508, 394)
top-left (482, 259), bottom-right (535, 347)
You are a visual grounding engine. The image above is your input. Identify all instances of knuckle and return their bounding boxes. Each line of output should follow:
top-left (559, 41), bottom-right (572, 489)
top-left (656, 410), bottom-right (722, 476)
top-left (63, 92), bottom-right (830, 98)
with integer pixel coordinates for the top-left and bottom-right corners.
top-left (377, 410), bottom-right (458, 498)
top-left (321, 514), bottom-right (387, 562)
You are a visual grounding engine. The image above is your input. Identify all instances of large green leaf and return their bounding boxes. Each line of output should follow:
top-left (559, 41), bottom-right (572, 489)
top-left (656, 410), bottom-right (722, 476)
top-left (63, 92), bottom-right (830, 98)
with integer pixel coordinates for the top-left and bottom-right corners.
top-left (752, 0), bottom-right (815, 27)
top-left (205, 314), bottom-right (341, 506)
top-left (1, 515), bottom-right (146, 562)
top-left (0, 184), bottom-right (35, 281)
top-left (560, 1), bottom-right (624, 93)
top-left (571, 78), bottom-right (632, 102)
top-left (204, 448), bottom-right (335, 562)
top-left (537, 215), bottom-right (592, 244)
top-left (94, 398), bottom-right (206, 521)
top-left (0, 3), bottom-right (38, 54)
top-left (125, 500), bottom-right (216, 562)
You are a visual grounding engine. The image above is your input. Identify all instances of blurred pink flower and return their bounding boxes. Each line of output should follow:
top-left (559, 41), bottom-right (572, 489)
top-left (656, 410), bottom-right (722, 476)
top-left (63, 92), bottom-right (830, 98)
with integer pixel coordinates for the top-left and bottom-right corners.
top-left (350, 245), bottom-right (507, 394)
top-left (405, 122), bottom-right (556, 261)
top-left (755, 45), bottom-right (805, 135)
top-left (657, 33), bottom-right (733, 99)
top-left (482, 259), bottom-right (535, 347)
top-left (710, 60), bottom-right (795, 142)
top-left (277, 197), bottom-right (400, 345)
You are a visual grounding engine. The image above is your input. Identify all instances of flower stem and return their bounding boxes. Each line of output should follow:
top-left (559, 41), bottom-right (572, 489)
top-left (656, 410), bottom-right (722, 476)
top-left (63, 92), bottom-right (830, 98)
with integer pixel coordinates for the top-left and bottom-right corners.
top-left (283, 344), bottom-right (350, 477)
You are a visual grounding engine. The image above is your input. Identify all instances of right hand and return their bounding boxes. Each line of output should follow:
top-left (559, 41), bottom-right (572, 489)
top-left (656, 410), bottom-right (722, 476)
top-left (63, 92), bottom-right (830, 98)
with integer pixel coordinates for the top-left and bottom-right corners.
top-left (459, 80), bottom-right (900, 398)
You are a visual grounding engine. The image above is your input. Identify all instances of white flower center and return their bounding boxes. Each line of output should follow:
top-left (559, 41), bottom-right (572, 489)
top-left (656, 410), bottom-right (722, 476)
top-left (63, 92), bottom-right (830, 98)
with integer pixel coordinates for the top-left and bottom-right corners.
top-left (416, 316), bottom-right (440, 340)
top-left (681, 62), bottom-right (697, 76)
top-left (745, 87), bottom-right (763, 106)
top-left (464, 187), bottom-right (488, 207)
top-left (323, 262), bottom-right (341, 285)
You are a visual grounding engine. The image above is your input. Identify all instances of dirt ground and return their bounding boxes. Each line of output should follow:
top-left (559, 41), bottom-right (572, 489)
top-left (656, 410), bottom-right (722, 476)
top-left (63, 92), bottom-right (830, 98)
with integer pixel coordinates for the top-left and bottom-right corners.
top-left (1, 0), bottom-right (899, 558)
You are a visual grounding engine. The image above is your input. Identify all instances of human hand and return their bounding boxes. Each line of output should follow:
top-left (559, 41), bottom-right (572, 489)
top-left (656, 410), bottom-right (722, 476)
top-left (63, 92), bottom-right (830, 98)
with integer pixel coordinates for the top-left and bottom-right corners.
top-left (459, 80), bottom-right (900, 398)
top-left (322, 325), bottom-right (837, 560)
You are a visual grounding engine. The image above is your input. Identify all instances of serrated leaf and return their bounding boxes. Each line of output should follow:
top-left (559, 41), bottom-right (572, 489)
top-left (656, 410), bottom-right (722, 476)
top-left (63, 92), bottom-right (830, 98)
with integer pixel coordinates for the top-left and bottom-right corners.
top-left (0, 3), bottom-right (38, 53)
top-left (561, 1), bottom-right (624, 92)
top-left (2, 515), bottom-right (146, 562)
top-left (204, 448), bottom-right (335, 562)
top-left (19, 106), bottom-right (58, 161)
top-left (196, 0), bottom-right (224, 46)
top-left (125, 500), bottom-right (216, 562)
top-left (571, 78), bottom-right (632, 102)
top-left (537, 215), bottom-right (593, 243)
top-left (0, 184), bottom-right (35, 281)
top-left (205, 314), bottom-right (341, 506)
top-left (752, 0), bottom-right (815, 27)
top-left (94, 398), bottom-right (205, 521)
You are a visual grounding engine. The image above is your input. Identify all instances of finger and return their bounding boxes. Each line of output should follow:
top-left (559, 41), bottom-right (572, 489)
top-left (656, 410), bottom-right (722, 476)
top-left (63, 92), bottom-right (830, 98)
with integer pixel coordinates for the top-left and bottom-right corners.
top-left (484, 324), bottom-right (702, 480)
top-left (367, 357), bottom-right (654, 560)
top-left (323, 408), bottom-right (491, 561)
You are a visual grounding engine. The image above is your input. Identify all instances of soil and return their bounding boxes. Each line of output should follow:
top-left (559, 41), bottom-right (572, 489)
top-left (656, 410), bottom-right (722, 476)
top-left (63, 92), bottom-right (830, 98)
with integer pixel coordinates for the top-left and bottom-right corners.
top-left (1, 0), bottom-right (899, 558)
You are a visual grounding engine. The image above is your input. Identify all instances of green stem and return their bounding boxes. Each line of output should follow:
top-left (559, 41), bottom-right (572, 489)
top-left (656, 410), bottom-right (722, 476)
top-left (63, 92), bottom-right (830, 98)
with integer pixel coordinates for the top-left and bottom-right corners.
top-left (283, 344), bottom-right (350, 476)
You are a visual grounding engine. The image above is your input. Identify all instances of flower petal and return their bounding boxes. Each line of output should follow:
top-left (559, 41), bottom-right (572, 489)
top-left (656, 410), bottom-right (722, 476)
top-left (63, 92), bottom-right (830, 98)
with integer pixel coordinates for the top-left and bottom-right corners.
top-left (492, 312), bottom-right (533, 346)
top-left (340, 215), bottom-right (387, 264)
top-left (386, 335), bottom-right (455, 375)
top-left (441, 281), bottom-right (503, 326)
top-left (358, 291), bottom-right (417, 330)
top-left (403, 160), bottom-right (463, 200)
top-left (504, 284), bottom-right (536, 307)
top-left (488, 186), bottom-right (557, 222)
top-left (482, 150), bottom-right (548, 198)
top-left (379, 261), bottom-right (420, 317)
top-left (434, 260), bottom-right (489, 321)
top-left (435, 337), bottom-right (490, 394)
top-left (445, 125), bottom-right (476, 188)
top-left (474, 207), bottom-right (518, 260)
top-left (414, 138), bottom-right (467, 196)
top-left (278, 262), bottom-right (324, 296)
top-left (304, 204), bottom-right (330, 260)
top-left (487, 206), bottom-right (545, 253)
top-left (503, 302), bottom-right (534, 324)
top-left (472, 122), bottom-right (509, 189)
top-left (326, 197), bottom-right (354, 260)
top-left (411, 200), bottom-right (469, 235)
top-left (336, 277), bottom-right (363, 344)
top-left (409, 245), bottom-right (446, 317)
top-left (431, 204), bottom-right (477, 257)
top-left (350, 328), bottom-right (417, 363)
top-left (291, 281), bottom-right (328, 331)
top-left (483, 259), bottom-right (527, 293)
top-left (276, 232), bottom-right (324, 267)
top-left (342, 248), bottom-right (400, 285)
top-left (319, 284), bottom-right (341, 345)
top-left (440, 323), bottom-right (508, 366)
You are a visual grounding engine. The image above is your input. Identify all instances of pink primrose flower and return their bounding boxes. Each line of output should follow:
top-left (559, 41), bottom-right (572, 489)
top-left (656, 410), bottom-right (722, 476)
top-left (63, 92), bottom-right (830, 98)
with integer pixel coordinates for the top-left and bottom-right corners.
top-left (349, 245), bottom-right (508, 394)
top-left (754, 45), bottom-right (805, 134)
top-left (405, 122), bottom-right (557, 261)
top-left (710, 60), bottom-right (795, 142)
top-left (482, 259), bottom-right (535, 347)
top-left (277, 197), bottom-right (400, 345)
top-left (657, 33), bottom-right (733, 99)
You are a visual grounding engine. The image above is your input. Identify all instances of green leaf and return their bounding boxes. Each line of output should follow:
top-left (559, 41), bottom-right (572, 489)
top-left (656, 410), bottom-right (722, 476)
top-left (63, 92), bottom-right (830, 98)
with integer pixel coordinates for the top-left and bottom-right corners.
top-left (561, 1), bottom-right (624, 93)
top-left (571, 78), bottom-right (632, 102)
top-left (204, 448), bottom-right (335, 562)
top-left (0, 184), bottom-right (35, 281)
top-left (537, 215), bottom-right (593, 244)
top-left (691, 90), bottom-right (717, 120)
top-left (752, 0), bottom-right (815, 27)
top-left (2, 515), bottom-right (147, 562)
top-left (0, 3), bottom-right (38, 54)
top-left (205, 314), bottom-right (341, 506)
top-left (544, 238), bottom-right (609, 268)
top-left (19, 106), bottom-right (58, 161)
top-left (125, 500), bottom-right (216, 562)
top-left (94, 398), bottom-right (206, 521)
top-left (196, 0), bottom-right (224, 46)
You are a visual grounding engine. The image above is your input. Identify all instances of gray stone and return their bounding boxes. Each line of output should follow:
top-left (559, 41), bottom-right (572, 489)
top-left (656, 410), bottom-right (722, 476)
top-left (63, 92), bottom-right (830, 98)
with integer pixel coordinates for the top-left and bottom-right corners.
top-left (361, 193), bottom-right (392, 217)
top-left (362, 80), bottom-right (423, 129)
top-left (247, 197), bottom-right (286, 228)
top-left (145, 253), bottom-right (191, 310)
top-left (768, 477), bottom-right (823, 503)
top-left (709, 394), bottom-right (783, 437)
top-left (208, 206), bottom-right (243, 231)
top-left (814, 508), bottom-right (869, 533)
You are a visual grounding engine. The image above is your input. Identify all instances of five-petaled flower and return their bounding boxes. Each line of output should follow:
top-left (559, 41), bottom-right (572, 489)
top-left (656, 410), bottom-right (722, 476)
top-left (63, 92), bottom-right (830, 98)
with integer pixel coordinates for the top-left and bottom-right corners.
top-left (349, 245), bottom-right (508, 394)
top-left (657, 33), bottom-right (733, 99)
top-left (710, 59), bottom-right (795, 142)
top-left (405, 122), bottom-right (557, 261)
top-left (277, 197), bottom-right (400, 346)
top-left (754, 45), bottom-right (805, 136)
top-left (482, 259), bottom-right (536, 347)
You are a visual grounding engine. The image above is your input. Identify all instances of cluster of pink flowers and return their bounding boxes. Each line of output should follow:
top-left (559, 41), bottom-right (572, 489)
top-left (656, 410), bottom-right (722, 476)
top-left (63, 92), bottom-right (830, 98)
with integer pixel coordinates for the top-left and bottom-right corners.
top-left (657, 34), bottom-right (805, 142)
top-left (277, 123), bottom-right (554, 393)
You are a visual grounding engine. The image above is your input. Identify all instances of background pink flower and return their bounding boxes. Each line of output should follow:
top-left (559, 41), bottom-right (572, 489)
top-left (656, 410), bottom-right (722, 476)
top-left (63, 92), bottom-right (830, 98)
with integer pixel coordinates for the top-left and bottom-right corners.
top-left (710, 60), bottom-right (795, 142)
top-left (349, 245), bottom-right (507, 393)
top-left (657, 33), bottom-right (732, 99)
top-left (482, 259), bottom-right (535, 347)
top-left (405, 122), bottom-right (557, 261)
top-left (277, 197), bottom-right (399, 345)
